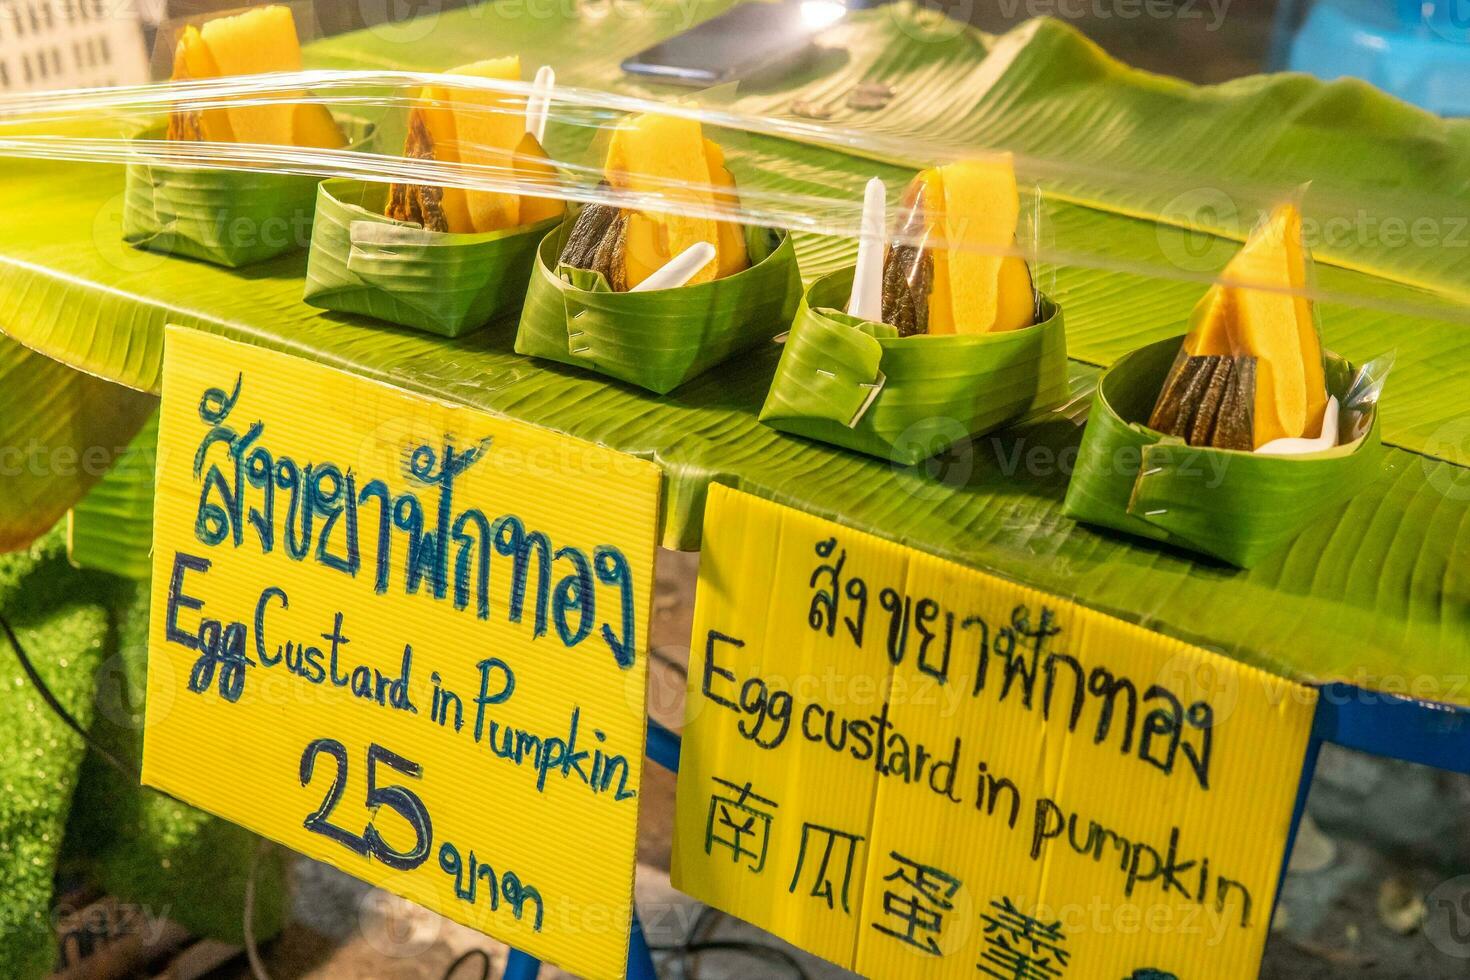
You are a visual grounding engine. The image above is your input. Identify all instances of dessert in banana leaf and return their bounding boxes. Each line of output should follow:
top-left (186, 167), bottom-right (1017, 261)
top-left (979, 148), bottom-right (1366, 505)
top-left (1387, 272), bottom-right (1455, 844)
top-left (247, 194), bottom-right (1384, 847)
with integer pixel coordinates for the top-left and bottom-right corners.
top-left (881, 159), bottom-right (1038, 337)
top-left (123, 5), bottom-right (372, 267)
top-left (304, 57), bottom-right (564, 336)
top-left (1063, 203), bottom-right (1389, 568)
top-left (515, 112), bottom-right (801, 394)
top-left (1146, 204), bottom-right (1327, 452)
top-left (759, 154), bottom-right (1068, 465)
top-left (383, 57), bottom-right (563, 235)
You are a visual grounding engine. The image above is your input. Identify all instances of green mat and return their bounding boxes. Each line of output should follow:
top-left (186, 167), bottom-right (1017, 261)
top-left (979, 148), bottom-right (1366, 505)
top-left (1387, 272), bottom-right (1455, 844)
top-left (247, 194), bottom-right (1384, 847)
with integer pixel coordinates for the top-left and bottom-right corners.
top-left (0, 531), bottom-right (110, 978)
top-left (0, 529), bottom-right (284, 977)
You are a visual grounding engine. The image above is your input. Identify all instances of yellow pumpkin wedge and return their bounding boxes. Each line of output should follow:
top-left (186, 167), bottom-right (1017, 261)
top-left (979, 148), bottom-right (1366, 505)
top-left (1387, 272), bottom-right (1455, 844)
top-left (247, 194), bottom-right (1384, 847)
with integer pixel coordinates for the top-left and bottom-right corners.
top-left (1149, 203), bottom-right (1329, 450)
top-left (880, 156), bottom-right (1035, 336)
top-left (385, 58), bottom-right (565, 235)
top-left (556, 112), bottom-right (751, 290)
top-left (167, 6), bottom-right (345, 149)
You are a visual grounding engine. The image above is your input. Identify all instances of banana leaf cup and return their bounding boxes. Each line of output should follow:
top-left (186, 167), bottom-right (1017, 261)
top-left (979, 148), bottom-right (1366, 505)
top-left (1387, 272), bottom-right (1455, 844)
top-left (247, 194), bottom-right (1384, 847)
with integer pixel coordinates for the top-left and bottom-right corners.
top-left (1062, 335), bottom-right (1386, 568)
top-left (122, 119), bottom-right (374, 268)
top-left (514, 211), bottom-right (802, 394)
top-left (759, 267), bottom-right (1069, 465)
top-left (302, 179), bottom-right (559, 337)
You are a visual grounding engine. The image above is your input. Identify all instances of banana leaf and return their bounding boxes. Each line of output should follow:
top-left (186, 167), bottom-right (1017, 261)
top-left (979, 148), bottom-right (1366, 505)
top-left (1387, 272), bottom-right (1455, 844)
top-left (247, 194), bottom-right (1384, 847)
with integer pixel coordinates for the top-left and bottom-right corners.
top-left (123, 119), bottom-right (375, 268)
top-left (303, 179), bottom-right (559, 336)
top-left (1063, 336), bottom-right (1386, 568)
top-left (0, 1), bottom-right (1466, 705)
top-left (0, 334), bottom-right (158, 554)
top-left (5, 4), bottom-right (1469, 463)
top-left (67, 411), bottom-right (158, 579)
top-left (515, 215), bottom-right (802, 394)
top-left (760, 267), bottom-right (1067, 464)
top-left (712, 7), bottom-right (1470, 306)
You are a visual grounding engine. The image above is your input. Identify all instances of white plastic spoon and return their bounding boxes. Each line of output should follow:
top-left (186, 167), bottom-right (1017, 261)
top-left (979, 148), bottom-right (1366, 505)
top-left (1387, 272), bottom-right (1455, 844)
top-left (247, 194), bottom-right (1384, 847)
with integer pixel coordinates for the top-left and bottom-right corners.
top-left (846, 176), bottom-right (886, 321)
top-left (1256, 397), bottom-right (1340, 455)
top-left (629, 241), bottom-right (717, 292)
top-left (526, 65), bottom-right (554, 145)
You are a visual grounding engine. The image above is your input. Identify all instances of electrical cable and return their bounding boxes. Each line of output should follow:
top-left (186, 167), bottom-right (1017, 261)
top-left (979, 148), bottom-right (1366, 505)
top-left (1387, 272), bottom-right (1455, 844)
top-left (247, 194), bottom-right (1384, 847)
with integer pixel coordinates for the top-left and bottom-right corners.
top-left (0, 605), bottom-right (282, 980)
top-left (3, 608), bottom-right (803, 980)
top-left (0, 610), bottom-right (137, 780)
top-left (647, 906), bottom-right (812, 980)
top-left (243, 839), bottom-right (275, 980)
top-left (442, 948), bottom-right (493, 980)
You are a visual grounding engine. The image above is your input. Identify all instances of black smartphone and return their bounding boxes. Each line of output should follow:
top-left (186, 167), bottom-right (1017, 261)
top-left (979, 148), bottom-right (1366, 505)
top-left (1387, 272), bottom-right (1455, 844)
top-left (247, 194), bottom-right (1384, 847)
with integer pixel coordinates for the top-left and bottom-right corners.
top-left (621, 0), bottom-right (848, 86)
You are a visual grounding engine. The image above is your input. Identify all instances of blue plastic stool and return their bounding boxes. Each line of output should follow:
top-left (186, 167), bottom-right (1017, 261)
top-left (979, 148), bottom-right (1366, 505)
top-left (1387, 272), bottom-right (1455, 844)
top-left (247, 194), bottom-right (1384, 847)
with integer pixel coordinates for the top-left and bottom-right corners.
top-left (1275, 0), bottom-right (1470, 115)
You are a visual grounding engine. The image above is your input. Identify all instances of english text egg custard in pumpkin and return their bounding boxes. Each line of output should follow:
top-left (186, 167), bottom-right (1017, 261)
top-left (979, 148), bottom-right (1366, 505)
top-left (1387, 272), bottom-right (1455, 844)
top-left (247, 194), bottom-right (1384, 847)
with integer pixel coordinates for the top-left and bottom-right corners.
top-left (166, 4), bottom-right (346, 149)
top-left (1147, 203), bottom-right (1328, 451)
top-left (385, 57), bottom-right (565, 234)
top-left (880, 156), bottom-right (1036, 337)
top-left (556, 113), bottom-right (749, 290)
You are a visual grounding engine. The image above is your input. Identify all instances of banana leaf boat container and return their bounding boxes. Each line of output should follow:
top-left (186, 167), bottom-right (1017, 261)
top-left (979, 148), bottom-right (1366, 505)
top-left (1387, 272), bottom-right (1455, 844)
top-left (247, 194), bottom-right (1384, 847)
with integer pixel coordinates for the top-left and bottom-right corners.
top-left (122, 119), bottom-right (374, 268)
top-left (759, 266), bottom-right (1069, 465)
top-left (302, 178), bottom-right (559, 337)
top-left (514, 211), bottom-right (802, 394)
top-left (1062, 335), bottom-right (1386, 568)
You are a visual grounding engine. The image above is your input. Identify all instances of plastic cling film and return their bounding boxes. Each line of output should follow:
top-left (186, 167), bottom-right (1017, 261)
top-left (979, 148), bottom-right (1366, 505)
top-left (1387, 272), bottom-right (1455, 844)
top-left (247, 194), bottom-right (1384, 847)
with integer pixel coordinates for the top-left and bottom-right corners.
top-left (1341, 352), bottom-right (1395, 444)
top-left (0, 68), bottom-right (1468, 325)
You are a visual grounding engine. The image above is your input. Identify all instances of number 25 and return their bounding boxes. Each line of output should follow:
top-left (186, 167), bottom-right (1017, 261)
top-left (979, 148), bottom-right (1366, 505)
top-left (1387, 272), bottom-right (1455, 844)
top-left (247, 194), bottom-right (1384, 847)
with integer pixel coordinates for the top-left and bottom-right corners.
top-left (299, 738), bottom-right (433, 871)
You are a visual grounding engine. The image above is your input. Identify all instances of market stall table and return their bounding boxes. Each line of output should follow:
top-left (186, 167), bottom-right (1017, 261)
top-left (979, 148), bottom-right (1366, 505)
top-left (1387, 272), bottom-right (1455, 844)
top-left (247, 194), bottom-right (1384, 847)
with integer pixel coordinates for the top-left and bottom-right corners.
top-left (1, 1), bottom-right (1467, 975)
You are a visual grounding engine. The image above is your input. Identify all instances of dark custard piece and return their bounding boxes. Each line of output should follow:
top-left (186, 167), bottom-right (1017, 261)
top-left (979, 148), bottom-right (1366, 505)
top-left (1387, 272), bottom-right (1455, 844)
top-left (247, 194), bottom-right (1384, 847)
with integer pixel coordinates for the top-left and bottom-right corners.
top-left (1148, 354), bottom-right (1256, 451)
top-left (386, 112), bottom-right (451, 233)
top-left (879, 185), bottom-right (933, 337)
top-left (557, 188), bottom-right (630, 292)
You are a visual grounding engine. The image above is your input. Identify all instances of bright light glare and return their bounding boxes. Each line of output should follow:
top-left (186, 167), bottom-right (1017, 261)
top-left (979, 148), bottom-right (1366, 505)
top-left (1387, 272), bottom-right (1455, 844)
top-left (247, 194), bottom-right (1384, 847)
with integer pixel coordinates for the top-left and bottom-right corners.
top-left (800, 0), bottom-right (847, 30)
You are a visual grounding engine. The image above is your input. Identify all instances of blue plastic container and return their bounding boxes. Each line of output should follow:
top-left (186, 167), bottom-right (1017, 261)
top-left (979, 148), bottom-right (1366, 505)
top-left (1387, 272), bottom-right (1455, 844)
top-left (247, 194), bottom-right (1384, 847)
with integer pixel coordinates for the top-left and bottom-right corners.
top-left (1285, 0), bottom-right (1470, 116)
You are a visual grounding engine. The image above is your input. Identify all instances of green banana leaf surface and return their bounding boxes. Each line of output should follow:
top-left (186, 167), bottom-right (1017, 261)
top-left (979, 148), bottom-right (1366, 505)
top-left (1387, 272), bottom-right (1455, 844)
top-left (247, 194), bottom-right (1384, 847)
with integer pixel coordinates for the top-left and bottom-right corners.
top-left (4, 3), bottom-right (1463, 460)
top-left (123, 119), bottom-right (375, 268)
top-left (0, 334), bottom-right (158, 554)
top-left (761, 267), bottom-right (1068, 464)
top-left (304, 179), bottom-right (560, 336)
top-left (516, 217), bottom-right (801, 394)
top-left (0, 1), bottom-right (1465, 706)
top-left (712, 9), bottom-right (1470, 306)
top-left (67, 411), bottom-right (159, 579)
top-left (1063, 337), bottom-right (1386, 568)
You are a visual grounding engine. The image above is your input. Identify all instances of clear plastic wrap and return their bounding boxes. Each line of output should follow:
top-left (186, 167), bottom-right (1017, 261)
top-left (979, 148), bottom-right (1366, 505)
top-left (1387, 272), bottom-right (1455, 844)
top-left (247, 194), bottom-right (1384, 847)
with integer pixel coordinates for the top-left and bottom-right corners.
top-left (1, 63), bottom-right (1467, 328)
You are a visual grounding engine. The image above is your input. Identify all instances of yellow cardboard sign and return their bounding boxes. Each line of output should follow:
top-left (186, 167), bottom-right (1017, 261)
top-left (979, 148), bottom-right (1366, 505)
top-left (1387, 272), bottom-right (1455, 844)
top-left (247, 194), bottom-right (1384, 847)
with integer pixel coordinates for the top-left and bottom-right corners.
top-left (144, 327), bottom-right (660, 980)
top-left (673, 485), bottom-right (1317, 979)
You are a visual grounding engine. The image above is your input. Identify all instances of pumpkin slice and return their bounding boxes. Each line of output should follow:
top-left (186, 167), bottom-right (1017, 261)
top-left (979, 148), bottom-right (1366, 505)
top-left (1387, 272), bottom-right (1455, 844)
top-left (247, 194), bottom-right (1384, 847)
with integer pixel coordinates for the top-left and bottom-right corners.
top-left (880, 184), bottom-right (933, 337)
top-left (605, 114), bottom-right (721, 288)
top-left (879, 157), bottom-right (1035, 335)
top-left (942, 157), bottom-right (1023, 334)
top-left (703, 139), bottom-right (750, 280)
top-left (513, 131), bottom-right (565, 225)
top-left (386, 58), bottom-right (564, 235)
top-left (167, 26), bottom-right (231, 142)
top-left (917, 169), bottom-right (954, 334)
top-left (1149, 203), bottom-right (1328, 449)
top-left (559, 113), bottom-right (749, 290)
top-left (1227, 203), bottom-right (1328, 444)
top-left (168, 7), bottom-right (346, 149)
top-left (558, 190), bottom-right (629, 291)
